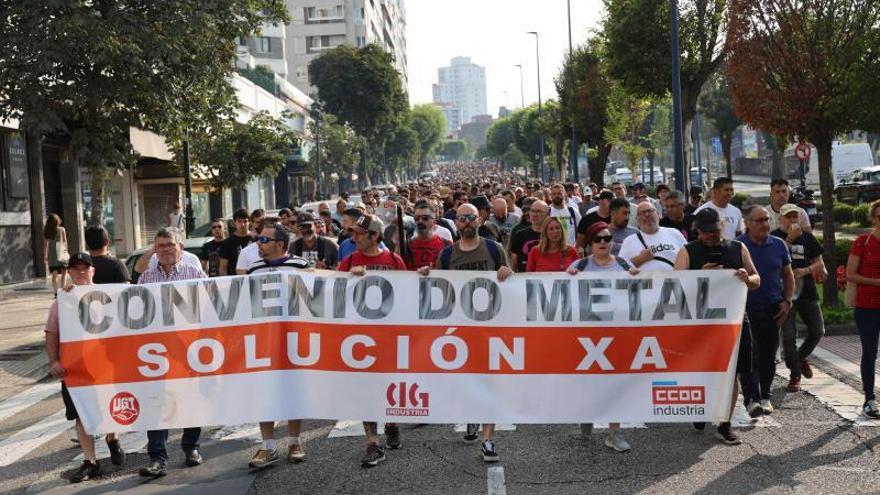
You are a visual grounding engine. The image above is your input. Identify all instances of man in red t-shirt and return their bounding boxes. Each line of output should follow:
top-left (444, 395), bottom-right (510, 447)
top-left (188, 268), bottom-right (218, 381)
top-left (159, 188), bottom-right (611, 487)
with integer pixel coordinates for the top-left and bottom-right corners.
top-left (337, 215), bottom-right (406, 467)
top-left (407, 201), bottom-right (452, 270)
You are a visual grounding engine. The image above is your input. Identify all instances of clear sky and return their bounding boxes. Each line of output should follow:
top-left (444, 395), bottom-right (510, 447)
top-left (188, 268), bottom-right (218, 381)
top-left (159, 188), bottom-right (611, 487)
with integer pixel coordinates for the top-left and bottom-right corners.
top-left (405, 0), bottom-right (606, 117)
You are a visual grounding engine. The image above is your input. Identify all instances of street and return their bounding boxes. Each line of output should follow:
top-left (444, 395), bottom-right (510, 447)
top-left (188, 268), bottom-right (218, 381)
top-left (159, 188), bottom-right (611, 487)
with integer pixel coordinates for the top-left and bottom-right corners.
top-left (1, 287), bottom-right (879, 495)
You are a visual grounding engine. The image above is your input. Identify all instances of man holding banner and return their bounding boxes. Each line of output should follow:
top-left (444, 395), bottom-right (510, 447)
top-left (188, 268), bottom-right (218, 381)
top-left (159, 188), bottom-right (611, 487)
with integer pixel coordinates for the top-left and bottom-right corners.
top-left (675, 208), bottom-right (761, 445)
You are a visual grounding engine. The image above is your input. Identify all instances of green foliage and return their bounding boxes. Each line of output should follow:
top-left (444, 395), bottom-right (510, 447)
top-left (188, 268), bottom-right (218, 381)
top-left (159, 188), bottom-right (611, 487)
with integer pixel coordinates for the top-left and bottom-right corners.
top-left (440, 140), bottom-right (470, 161)
top-left (238, 65), bottom-right (278, 95)
top-left (0, 0), bottom-right (289, 223)
top-left (699, 73), bottom-right (741, 175)
top-left (818, 289), bottom-right (853, 324)
top-left (813, 235), bottom-right (854, 267)
top-left (186, 111), bottom-right (300, 190)
top-left (410, 104), bottom-right (446, 166)
top-left (486, 118), bottom-right (517, 157)
top-left (384, 113), bottom-right (420, 179)
top-left (832, 204), bottom-right (854, 224)
top-left (308, 113), bottom-right (362, 184)
top-left (604, 86), bottom-right (651, 174)
top-left (502, 144), bottom-right (530, 170)
top-left (730, 192), bottom-right (751, 209)
top-left (853, 204), bottom-right (871, 227)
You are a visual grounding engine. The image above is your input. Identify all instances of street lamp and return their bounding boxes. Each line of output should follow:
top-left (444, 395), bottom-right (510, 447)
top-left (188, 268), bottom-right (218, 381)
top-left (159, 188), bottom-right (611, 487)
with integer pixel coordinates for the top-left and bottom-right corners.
top-left (527, 31), bottom-right (547, 184)
top-left (566, 0), bottom-right (579, 183)
top-left (670, 0), bottom-right (687, 192)
top-left (513, 64), bottom-right (525, 109)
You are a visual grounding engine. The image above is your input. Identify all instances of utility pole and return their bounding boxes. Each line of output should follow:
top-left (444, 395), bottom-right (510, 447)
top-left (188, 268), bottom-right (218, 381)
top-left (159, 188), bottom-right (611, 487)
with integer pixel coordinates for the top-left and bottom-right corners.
top-left (670, 0), bottom-right (686, 192)
top-left (527, 31), bottom-right (547, 183)
top-left (566, 0), bottom-right (579, 183)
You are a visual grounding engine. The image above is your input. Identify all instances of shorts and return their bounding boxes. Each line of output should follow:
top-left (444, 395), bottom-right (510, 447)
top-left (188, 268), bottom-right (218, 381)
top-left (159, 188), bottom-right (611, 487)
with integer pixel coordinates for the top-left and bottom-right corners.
top-left (61, 382), bottom-right (78, 421)
top-left (48, 264), bottom-right (67, 273)
top-left (735, 316), bottom-right (755, 374)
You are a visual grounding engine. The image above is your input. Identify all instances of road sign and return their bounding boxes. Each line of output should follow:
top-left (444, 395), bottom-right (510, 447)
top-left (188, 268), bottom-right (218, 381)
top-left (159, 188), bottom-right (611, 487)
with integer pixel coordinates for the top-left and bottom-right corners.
top-left (795, 142), bottom-right (812, 161)
top-left (711, 137), bottom-right (721, 155)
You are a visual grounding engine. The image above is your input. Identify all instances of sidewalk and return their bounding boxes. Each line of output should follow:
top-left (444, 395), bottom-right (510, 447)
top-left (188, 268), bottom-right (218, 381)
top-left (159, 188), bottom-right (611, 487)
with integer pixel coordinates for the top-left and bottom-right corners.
top-left (0, 283), bottom-right (54, 397)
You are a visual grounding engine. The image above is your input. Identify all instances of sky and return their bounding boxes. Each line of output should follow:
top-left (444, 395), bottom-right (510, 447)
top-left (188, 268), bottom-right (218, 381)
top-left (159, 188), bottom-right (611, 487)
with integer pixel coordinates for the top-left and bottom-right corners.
top-left (405, 0), bottom-right (606, 118)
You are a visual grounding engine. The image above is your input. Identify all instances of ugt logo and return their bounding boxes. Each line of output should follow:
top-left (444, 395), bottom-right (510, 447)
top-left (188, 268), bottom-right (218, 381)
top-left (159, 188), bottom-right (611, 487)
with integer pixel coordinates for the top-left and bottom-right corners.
top-left (386, 382), bottom-right (430, 417)
top-left (109, 392), bottom-right (140, 426)
top-left (652, 381), bottom-right (705, 405)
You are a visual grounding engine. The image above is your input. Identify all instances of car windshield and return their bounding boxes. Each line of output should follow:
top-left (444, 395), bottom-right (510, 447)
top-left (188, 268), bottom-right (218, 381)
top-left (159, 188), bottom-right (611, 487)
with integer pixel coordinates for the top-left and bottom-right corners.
top-left (868, 171), bottom-right (880, 182)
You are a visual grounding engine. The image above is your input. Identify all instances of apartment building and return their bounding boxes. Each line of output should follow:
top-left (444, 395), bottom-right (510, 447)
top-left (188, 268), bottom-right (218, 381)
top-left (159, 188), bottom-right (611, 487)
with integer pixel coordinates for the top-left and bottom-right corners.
top-left (432, 56), bottom-right (487, 133)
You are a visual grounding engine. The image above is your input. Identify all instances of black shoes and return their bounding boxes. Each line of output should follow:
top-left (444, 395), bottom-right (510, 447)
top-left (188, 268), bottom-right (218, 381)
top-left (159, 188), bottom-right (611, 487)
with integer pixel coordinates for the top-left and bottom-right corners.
top-left (70, 460), bottom-right (101, 483)
top-left (184, 449), bottom-right (203, 467)
top-left (385, 425), bottom-right (402, 450)
top-left (463, 424), bottom-right (480, 444)
top-left (139, 460), bottom-right (167, 477)
top-left (107, 438), bottom-right (125, 466)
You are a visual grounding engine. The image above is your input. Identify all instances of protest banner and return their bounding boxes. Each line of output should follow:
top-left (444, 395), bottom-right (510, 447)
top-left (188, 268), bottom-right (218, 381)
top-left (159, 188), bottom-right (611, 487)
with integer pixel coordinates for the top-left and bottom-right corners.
top-left (58, 270), bottom-right (746, 434)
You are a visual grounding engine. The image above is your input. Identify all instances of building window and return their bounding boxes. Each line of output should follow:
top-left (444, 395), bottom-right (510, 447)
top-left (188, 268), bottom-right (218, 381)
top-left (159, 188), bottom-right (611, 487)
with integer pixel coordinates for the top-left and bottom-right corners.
top-left (356, 36), bottom-right (366, 47)
top-left (295, 66), bottom-right (307, 80)
top-left (305, 5), bottom-right (344, 23)
top-left (256, 36), bottom-right (271, 53)
top-left (236, 36), bottom-right (247, 47)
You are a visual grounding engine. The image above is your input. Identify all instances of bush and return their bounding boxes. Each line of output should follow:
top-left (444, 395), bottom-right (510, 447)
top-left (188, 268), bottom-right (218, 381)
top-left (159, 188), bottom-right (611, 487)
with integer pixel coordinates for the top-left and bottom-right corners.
top-left (832, 203), bottom-right (854, 224)
top-left (814, 236), bottom-right (854, 267)
top-left (731, 192), bottom-right (752, 209)
top-left (853, 203), bottom-right (871, 227)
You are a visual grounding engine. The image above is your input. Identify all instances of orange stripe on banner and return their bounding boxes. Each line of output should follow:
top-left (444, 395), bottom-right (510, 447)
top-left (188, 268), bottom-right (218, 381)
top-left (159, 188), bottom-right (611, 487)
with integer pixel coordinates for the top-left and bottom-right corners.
top-left (60, 322), bottom-right (740, 387)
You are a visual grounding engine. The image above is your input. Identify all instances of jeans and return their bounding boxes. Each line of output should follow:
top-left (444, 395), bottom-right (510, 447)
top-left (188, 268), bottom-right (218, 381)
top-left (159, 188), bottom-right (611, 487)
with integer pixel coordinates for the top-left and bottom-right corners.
top-left (854, 308), bottom-right (880, 401)
top-left (147, 427), bottom-right (201, 463)
top-left (782, 298), bottom-right (825, 378)
top-left (740, 307), bottom-right (779, 402)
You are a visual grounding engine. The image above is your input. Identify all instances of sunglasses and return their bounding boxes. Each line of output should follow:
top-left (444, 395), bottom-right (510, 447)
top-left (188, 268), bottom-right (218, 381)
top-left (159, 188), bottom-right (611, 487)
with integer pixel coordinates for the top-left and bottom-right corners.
top-left (257, 236), bottom-right (280, 244)
top-left (592, 235), bottom-right (613, 244)
top-left (456, 214), bottom-right (478, 223)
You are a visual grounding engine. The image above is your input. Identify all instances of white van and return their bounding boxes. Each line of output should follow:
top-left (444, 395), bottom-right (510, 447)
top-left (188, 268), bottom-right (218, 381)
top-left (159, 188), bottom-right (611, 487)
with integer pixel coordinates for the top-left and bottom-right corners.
top-left (784, 142), bottom-right (875, 188)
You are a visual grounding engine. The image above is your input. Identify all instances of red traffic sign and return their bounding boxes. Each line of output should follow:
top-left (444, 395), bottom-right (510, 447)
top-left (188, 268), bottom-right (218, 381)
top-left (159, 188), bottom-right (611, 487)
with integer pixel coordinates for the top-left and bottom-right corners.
top-left (795, 142), bottom-right (812, 161)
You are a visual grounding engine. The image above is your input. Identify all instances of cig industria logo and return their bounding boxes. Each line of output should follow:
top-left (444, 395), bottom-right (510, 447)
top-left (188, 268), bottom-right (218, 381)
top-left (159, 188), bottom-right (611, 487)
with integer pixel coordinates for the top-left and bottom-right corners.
top-left (386, 382), bottom-right (430, 417)
top-left (651, 381), bottom-right (705, 416)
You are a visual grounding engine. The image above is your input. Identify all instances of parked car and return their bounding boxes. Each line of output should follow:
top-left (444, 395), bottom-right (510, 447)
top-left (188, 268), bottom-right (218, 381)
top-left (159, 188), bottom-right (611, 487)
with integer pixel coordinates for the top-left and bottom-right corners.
top-left (124, 236), bottom-right (213, 283)
top-left (640, 168), bottom-right (664, 185)
top-left (612, 168), bottom-right (633, 185)
top-left (834, 166), bottom-right (880, 204)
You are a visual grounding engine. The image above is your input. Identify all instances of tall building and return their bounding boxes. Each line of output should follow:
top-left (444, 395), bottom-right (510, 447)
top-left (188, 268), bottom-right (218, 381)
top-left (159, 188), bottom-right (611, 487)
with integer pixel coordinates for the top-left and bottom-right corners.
top-left (283, 0), bottom-right (408, 94)
top-left (432, 56), bottom-right (487, 134)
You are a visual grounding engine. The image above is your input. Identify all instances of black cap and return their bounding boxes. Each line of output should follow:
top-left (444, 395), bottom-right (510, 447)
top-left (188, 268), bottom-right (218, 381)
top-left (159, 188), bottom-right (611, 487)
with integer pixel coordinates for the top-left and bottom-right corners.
top-left (68, 252), bottom-right (93, 268)
top-left (296, 212), bottom-right (316, 226)
top-left (689, 185), bottom-right (704, 196)
top-left (694, 208), bottom-right (720, 232)
top-left (598, 190), bottom-right (614, 201)
top-left (470, 195), bottom-right (491, 210)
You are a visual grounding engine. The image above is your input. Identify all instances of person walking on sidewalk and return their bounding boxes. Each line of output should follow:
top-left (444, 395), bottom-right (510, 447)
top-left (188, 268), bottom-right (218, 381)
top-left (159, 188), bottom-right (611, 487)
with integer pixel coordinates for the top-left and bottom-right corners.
top-left (137, 228), bottom-right (207, 477)
top-left (771, 204), bottom-right (827, 392)
top-left (43, 213), bottom-right (69, 295)
top-left (45, 253), bottom-right (125, 483)
top-left (846, 199), bottom-right (880, 418)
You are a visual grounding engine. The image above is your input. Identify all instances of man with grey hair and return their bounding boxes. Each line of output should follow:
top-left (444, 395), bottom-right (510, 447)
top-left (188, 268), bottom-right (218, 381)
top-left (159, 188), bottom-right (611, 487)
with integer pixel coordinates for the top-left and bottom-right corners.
top-left (660, 190), bottom-right (696, 241)
top-left (138, 228), bottom-right (207, 478)
top-left (618, 202), bottom-right (687, 272)
top-left (487, 196), bottom-right (520, 247)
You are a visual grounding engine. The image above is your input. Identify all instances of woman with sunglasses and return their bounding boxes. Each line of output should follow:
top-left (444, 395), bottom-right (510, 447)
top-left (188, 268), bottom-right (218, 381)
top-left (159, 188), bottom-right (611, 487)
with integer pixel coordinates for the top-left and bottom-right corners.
top-left (566, 221), bottom-right (638, 453)
top-left (526, 217), bottom-right (579, 273)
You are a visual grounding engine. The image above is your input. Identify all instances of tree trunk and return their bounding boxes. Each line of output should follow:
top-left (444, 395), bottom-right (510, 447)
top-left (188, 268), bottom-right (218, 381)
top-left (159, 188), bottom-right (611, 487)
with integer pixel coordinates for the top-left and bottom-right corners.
top-left (816, 134), bottom-right (839, 307)
top-left (589, 143), bottom-right (612, 188)
top-left (89, 164), bottom-right (106, 226)
top-left (721, 132), bottom-right (734, 178)
top-left (555, 134), bottom-right (565, 181)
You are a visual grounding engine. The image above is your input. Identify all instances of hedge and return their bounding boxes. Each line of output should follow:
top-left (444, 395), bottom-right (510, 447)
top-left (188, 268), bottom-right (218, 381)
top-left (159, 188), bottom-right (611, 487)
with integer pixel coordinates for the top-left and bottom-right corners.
top-left (832, 203), bottom-right (854, 224)
top-left (853, 203), bottom-right (871, 227)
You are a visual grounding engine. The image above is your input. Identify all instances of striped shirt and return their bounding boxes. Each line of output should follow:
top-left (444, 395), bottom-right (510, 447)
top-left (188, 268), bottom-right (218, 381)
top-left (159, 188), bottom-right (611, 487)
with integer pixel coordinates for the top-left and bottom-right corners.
top-left (138, 261), bottom-right (207, 283)
top-left (246, 255), bottom-right (310, 274)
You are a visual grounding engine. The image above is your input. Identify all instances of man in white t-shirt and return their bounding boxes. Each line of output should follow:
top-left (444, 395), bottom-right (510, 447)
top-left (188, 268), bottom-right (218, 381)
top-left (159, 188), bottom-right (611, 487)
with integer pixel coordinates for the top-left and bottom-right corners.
top-left (549, 183), bottom-right (581, 246)
top-left (694, 177), bottom-right (743, 240)
top-left (619, 201), bottom-right (686, 272)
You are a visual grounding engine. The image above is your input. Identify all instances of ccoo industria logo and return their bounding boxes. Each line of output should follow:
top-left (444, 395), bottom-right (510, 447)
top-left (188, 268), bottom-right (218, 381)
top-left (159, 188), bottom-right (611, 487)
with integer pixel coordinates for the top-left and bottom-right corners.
top-left (651, 381), bottom-right (706, 417)
top-left (386, 382), bottom-right (430, 417)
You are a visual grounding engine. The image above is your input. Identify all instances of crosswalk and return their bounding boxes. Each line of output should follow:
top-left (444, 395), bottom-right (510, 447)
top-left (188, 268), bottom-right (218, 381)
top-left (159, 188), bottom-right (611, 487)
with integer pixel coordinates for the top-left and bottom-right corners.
top-left (1, 349), bottom-right (879, 474)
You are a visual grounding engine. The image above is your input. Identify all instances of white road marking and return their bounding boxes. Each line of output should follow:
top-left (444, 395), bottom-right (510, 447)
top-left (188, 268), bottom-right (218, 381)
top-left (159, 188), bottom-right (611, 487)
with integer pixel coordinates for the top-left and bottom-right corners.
top-left (0, 409), bottom-right (70, 467)
top-left (487, 466), bottom-right (507, 495)
top-left (329, 420), bottom-right (383, 438)
top-left (0, 382), bottom-right (59, 424)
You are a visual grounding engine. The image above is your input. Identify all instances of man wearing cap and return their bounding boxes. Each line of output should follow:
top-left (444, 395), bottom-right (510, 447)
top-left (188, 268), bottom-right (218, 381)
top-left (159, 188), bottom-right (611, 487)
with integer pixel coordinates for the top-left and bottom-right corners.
top-left (138, 228), bottom-right (207, 477)
top-left (578, 190), bottom-right (614, 252)
top-left (246, 223), bottom-right (311, 468)
top-left (337, 215), bottom-right (406, 467)
top-left (655, 184), bottom-right (671, 217)
top-left (289, 212), bottom-right (339, 269)
top-left (578, 189), bottom-right (597, 216)
top-left (771, 204), bottom-right (826, 392)
top-left (675, 208), bottom-right (762, 445)
top-left (45, 253), bottom-right (124, 482)
top-left (685, 186), bottom-right (704, 216)
top-left (619, 201), bottom-right (686, 272)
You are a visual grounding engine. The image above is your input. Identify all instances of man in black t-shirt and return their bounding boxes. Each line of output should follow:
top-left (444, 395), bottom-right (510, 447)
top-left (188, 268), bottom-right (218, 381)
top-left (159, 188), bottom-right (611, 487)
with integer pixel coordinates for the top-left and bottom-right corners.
top-left (577, 190), bottom-right (613, 252)
top-left (84, 225), bottom-right (130, 285)
top-left (219, 208), bottom-right (253, 275)
top-left (201, 218), bottom-right (227, 277)
top-left (509, 200), bottom-right (548, 272)
top-left (660, 191), bottom-right (696, 242)
top-left (771, 204), bottom-right (827, 392)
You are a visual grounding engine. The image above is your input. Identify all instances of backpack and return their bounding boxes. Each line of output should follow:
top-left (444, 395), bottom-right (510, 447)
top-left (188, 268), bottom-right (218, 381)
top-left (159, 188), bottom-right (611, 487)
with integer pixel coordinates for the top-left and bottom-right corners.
top-left (439, 238), bottom-right (502, 270)
top-left (576, 256), bottom-right (631, 272)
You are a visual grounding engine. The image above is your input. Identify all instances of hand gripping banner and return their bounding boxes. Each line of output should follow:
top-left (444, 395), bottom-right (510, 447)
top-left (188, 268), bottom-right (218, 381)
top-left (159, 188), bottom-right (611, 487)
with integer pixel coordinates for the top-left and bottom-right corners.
top-left (58, 270), bottom-right (746, 434)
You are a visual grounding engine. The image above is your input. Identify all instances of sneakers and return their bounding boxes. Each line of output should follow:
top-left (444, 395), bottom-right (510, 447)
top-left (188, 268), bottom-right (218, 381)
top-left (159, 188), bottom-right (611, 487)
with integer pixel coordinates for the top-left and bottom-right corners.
top-left (481, 440), bottom-right (499, 463)
top-left (746, 401), bottom-right (765, 418)
top-left (715, 422), bottom-right (742, 445)
top-left (463, 424), bottom-right (480, 444)
top-left (106, 438), bottom-right (125, 466)
top-left (287, 443), bottom-right (306, 463)
top-left (863, 400), bottom-right (880, 419)
top-left (184, 449), bottom-right (202, 467)
top-left (248, 449), bottom-right (279, 469)
top-left (580, 423), bottom-right (594, 437)
top-left (691, 422), bottom-right (706, 431)
top-left (787, 376), bottom-right (801, 392)
top-left (138, 460), bottom-right (166, 477)
top-left (800, 359), bottom-right (814, 379)
top-left (361, 443), bottom-right (386, 467)
top-left (385, 424), bottom-right (402, 450)
top-left (604, 430), bottom-right (632, 452)
top-left (70, 460), bottom-right (101, 483)
top-left (760, 399), bottom-right (774, 415)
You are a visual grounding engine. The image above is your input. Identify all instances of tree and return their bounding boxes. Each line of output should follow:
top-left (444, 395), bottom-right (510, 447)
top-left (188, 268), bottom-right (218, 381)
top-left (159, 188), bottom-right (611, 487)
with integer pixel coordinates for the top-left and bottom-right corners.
top-left (486, 118), bottom-right (517, 157)
top-left (384, 113), bottom-right (420, 182)
top-left (502, 143), bottom-right (530, 172)
top-left (535, 100), bottom-right (568, 180)
top-left (440, 140), bottom-right (470, 161)
top-left (410, 104), bottom-right (446, 168)
top-left (726, 0), bottom-right (880, 306)
top-left (646, 99), bottom-right (674, 180)
top-left (509, 106), bottom-right (544, 175)
top-left (0, 1), bottom-right (289, 224)
top-left (699, 72), bottom-right (741, 178)
top-left (604, 87), bottom-right (652, 177)
top-left (308, 113), bottom-right (362, 193)
top-left (556, 39), bottom-right (615, 186)
top-left (185, 112), bottom-right (299, 190)
top-left (603, 0), bottom-right (726, 148)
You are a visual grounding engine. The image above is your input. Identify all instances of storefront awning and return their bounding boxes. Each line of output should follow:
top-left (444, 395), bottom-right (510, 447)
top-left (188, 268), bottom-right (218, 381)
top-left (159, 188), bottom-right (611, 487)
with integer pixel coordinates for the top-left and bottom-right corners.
top-left (129, 127), bottom-right (173, 161)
